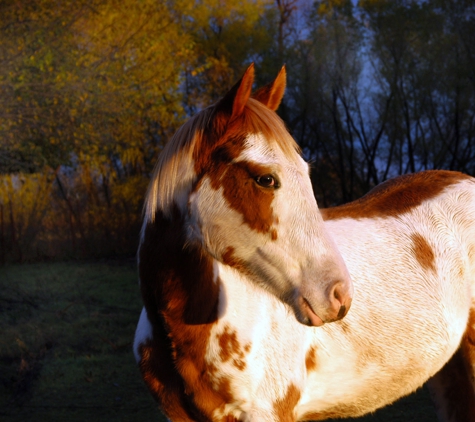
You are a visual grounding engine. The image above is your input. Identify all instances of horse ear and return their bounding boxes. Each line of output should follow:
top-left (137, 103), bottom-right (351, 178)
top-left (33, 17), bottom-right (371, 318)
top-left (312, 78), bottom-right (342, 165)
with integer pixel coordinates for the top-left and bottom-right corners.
top-left (216, 63), bottom-right (255, 120)
top-left (252, 66), bottom-right (286, 111)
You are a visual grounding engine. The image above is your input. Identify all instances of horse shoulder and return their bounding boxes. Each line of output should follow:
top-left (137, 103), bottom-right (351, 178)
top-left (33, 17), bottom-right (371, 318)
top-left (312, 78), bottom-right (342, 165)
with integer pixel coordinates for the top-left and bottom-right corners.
top-left (208, 271), bottom-right (311, 421)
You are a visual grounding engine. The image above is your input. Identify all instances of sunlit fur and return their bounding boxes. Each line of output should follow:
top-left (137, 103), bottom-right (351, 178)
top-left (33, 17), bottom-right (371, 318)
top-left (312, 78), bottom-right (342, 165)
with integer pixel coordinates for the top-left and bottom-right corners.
top-left (134, 66), bottom-right (475, 422)
top-left (144, 99), bottom-right (300, 221)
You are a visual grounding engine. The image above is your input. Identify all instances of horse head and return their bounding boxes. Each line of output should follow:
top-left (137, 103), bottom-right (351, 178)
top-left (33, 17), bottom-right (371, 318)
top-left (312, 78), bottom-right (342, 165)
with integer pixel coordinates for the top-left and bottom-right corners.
top-left (144, 64), bottom-right (353, 326)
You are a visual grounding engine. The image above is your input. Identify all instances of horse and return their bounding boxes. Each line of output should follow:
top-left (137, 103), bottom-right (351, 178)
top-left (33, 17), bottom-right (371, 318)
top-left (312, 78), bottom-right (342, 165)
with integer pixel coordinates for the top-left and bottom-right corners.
top-left (133, 64), bottom-right (475, 422)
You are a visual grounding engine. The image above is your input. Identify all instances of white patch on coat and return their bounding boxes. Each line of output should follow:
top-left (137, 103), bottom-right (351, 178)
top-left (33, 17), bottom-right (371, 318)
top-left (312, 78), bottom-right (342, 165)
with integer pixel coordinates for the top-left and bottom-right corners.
top-left (133, 307), bottom-right (153, 363)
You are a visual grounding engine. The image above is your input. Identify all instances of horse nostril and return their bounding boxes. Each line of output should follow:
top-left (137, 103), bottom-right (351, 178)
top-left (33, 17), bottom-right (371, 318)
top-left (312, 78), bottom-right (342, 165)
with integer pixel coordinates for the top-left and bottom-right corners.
top-left (331, 282), bottom-right (351, 320)
top-left (331, 283), bottom-right (344, 306)
top-left (333, 285), bottom-right (342, 302)
top-left (337, 304), bottom-right (347, 319)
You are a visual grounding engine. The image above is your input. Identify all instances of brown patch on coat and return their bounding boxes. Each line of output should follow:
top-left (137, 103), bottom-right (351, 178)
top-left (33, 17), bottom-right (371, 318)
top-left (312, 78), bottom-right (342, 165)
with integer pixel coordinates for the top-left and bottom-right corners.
top-left (410, 233), bottom-right (436, 272)
top-left (221, 415), bottom-right (239, 422)
top-left (273, 383), bottom-right (301, 422)
top-left (321, 171), bottom-right (471, 221)
top-left (192, 131), bottom-right (278, 237)
top-left (222, 246), bottom-right (247, 272)
top-left (220, 161), bottom-right (277, 235)
top-left (138, 208), bottom-right (232, 420)
top-left (427, 348), bottom-right (475, 422)
top-left (138, 340), bottom-right (197, 421)
top-left (464, 308), bottom-right (475, 347)
top-left (217, 324), bottom-right (250, 371)
top-left (305, 347), bottom-right (317, 372)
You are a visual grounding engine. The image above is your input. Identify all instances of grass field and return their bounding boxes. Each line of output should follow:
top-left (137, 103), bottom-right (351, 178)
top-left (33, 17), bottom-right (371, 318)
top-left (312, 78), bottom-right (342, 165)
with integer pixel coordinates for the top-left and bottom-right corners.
top-left (0, 261), bottom-right (438, 421)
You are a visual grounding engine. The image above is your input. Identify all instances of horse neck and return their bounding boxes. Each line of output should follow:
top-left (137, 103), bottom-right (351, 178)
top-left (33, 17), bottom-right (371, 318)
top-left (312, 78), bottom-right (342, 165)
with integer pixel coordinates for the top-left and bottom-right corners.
top-left (138, 207), bottom-right (303, 347)
top-left (139, 208), bottom-right (220, 330)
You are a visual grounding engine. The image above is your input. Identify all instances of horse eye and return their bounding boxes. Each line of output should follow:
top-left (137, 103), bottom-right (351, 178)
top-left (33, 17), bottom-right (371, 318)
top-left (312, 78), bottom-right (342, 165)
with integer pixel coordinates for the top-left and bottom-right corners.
top-left (255, 174), bottom-right (278, 188)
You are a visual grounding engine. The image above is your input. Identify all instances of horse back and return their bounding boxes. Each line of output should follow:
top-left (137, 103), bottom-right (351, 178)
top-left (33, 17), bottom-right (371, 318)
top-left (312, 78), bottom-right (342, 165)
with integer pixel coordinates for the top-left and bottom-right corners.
top-left (320, 170), bottom-right (475, 221)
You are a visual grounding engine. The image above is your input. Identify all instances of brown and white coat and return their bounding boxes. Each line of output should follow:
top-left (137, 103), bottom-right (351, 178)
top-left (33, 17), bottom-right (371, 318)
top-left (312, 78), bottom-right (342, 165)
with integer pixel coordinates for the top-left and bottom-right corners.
top-left (134, 65), bottom-right (475, 422)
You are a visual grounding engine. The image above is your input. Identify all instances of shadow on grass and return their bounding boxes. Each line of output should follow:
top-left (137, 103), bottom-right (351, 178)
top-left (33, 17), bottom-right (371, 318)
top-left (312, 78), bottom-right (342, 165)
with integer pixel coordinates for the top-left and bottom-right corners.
top-left (0, 261), bottom-right (437, 421)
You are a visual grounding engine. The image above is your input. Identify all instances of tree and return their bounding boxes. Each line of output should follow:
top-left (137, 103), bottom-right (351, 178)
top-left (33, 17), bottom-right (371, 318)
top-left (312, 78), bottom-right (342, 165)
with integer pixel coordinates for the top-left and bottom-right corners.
top-left (361, 0), bottom-right (475, 176)
top-left (177, 0), bottom-right (274, 113)
top-left (0, 0), bottom-right (193, 174)
top-left (280, 0), bottom-right (475, 205)
top-left (284, 0), bottom-right (370, 204)
top-left (0, 0), bottom-right (276, 261)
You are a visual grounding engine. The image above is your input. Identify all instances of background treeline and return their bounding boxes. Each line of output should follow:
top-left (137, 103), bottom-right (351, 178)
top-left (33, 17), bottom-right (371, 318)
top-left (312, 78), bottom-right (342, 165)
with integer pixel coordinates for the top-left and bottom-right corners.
top-left (0, 0), bottom-right (474, 262)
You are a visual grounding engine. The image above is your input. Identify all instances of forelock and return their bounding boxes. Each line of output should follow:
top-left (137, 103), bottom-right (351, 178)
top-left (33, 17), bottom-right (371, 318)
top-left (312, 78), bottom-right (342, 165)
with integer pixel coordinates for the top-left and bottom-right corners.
top-left (144, 106), bottom-right (214, 221)
top-left (144, 98), bottom-right (301, 221)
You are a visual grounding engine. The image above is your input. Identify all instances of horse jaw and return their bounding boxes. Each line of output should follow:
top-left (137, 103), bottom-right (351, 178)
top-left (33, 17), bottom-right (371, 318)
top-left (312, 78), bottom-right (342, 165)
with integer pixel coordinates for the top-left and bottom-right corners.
top-left (248, 226), bottom-right (353, 326)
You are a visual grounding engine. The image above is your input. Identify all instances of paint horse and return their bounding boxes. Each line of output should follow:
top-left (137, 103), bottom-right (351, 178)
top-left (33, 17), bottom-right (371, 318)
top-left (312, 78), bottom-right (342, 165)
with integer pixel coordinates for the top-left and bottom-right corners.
top-left (134, 64), bottom-right (475, 421)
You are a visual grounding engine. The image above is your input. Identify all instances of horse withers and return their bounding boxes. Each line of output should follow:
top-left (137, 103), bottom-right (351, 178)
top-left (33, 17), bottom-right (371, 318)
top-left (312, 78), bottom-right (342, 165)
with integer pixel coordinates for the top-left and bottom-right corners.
top-left (134, 65), bottom-right (475, 421)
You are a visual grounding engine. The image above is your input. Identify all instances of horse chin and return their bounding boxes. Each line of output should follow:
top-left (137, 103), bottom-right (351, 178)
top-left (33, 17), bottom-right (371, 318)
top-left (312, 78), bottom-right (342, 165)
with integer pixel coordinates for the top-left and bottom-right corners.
top-left (296, 296), bottom-right (325, 327)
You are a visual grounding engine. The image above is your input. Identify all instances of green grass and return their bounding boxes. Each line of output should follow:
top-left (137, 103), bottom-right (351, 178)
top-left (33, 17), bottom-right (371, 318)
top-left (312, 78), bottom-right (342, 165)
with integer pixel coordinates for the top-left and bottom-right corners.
top-left (0, 261), bottom-right (437, 421)
top-left (0, 261), bottom-right (165, 422)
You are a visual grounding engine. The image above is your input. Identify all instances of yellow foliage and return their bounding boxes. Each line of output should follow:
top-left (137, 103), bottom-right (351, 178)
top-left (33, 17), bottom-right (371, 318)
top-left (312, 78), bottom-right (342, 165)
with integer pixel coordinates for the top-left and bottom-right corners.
top-left (0, 0), bottom-right (277, 260)
top-left (0, 171), bottom-right (55, 259)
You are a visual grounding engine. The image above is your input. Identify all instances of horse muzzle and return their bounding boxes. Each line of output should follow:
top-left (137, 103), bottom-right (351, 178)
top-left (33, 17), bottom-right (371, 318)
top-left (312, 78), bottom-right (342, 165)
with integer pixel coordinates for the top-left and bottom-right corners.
top-left (296, 278), bottom-right (353, 327)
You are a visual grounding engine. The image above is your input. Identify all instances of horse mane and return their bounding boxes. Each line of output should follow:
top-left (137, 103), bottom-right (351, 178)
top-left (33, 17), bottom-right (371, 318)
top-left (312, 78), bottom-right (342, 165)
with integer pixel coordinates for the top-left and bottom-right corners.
top-left (144, 98), bottom-right (300, 221)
